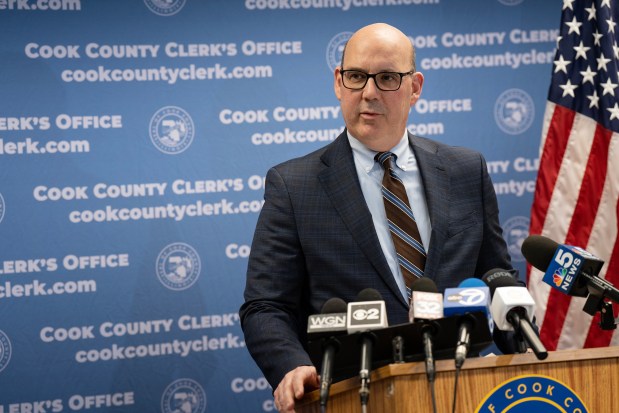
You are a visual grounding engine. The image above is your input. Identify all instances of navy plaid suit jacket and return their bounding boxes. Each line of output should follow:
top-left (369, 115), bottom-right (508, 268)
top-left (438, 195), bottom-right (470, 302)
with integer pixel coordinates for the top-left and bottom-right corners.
top-left (240, 130), bottom-right (512, 388)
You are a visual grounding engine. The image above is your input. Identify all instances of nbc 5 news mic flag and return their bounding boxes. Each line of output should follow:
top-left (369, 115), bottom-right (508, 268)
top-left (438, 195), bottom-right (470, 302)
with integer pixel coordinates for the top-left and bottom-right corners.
top-left (527, 0), bottom-right (619, 350)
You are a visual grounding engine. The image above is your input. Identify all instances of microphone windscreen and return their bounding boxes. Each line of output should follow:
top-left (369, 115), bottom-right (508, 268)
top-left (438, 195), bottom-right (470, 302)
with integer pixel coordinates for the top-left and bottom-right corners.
top-left (356, 288), bottom-right (383, 301)
top-left (347, 288), bottom-right (388, 332)
top-left (482, 268), bottom-right (518, 296)
top-left (308, 298), bottom-right (348, 336)
top-left (410, 277), bottom-right (439, 293)
top-left (521, 234), bottom-right (559, 272)
top-left (321, 297), bottom-right (347, 314)
top-left (409, 278), bottom-right (443, 322)
top-left (458, 278), bottom-right (486, 288)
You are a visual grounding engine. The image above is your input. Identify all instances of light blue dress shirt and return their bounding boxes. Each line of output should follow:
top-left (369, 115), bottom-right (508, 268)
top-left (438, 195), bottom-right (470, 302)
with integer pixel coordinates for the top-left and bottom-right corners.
top-left (348, 130), bottom-right (432, 301)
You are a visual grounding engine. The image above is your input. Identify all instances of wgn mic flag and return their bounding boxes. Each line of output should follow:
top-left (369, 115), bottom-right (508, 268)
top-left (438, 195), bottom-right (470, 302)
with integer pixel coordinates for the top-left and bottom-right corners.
top-left (528, 0), bottom-right (619, 350)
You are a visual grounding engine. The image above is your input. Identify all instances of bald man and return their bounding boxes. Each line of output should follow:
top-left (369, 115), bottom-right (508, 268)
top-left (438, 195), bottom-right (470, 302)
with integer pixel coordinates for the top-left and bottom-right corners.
top-left (240, 23), bottom-right (513, 412)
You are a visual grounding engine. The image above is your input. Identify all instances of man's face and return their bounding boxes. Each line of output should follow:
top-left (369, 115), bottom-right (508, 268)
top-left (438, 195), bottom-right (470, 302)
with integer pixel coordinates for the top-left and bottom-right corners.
top-left (334, 29), bottom-right (423, 151)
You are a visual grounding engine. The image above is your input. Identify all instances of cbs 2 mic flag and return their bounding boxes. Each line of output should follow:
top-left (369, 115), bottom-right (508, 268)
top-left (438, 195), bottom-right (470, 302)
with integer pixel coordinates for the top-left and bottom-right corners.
top-left (528, 0), bottom-right (619, 350)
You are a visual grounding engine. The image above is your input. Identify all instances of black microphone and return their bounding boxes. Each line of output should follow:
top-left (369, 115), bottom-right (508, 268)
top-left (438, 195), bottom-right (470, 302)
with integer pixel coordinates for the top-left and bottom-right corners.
top-left (307, 297), bottom-right (348, 409)
top-left (482, 268), bottom-right (548, 360)
top-left (409, 278), bottom-right (443, 383)
top-left (346, 288), bottom-right (388, 409)
top-left (521, 234), bottom-right (618, 303)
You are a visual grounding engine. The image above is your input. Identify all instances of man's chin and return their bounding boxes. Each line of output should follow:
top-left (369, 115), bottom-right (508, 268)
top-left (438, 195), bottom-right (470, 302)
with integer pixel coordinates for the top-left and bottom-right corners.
top-left (357, 124), bottom-right (384, 136)
top-left (350, 129), bottom-right (386, 146)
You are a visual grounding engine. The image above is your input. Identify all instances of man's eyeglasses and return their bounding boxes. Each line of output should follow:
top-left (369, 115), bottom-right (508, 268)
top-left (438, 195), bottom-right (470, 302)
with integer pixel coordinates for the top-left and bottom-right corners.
top-left (340, 69), bottom-right (414, 91)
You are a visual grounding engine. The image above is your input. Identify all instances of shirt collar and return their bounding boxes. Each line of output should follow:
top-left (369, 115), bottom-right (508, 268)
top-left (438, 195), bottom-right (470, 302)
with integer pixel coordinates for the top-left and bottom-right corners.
top-left (347, 130), bottom-right (414, 172)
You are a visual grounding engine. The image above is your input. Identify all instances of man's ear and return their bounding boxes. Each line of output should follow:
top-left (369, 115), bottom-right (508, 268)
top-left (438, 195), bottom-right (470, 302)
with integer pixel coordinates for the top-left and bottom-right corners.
top-left (409, 71), bottom-right (424, 106)
top-left (334, 66), bottom-right (343, 101)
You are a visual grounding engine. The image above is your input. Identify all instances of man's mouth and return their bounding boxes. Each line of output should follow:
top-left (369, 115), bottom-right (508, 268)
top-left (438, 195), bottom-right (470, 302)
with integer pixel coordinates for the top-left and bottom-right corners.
top-left (360, 110), bottom-right (381, 118)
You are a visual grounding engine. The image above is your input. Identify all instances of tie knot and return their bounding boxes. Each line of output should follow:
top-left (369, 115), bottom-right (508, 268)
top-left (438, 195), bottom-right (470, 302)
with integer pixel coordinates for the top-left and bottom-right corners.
top-left (375, 152), bottom-right (396, 168)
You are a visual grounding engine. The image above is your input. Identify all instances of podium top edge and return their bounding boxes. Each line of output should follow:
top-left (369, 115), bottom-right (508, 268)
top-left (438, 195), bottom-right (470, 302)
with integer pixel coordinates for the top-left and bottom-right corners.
top-left (380, 345), bottom-right (619, 378)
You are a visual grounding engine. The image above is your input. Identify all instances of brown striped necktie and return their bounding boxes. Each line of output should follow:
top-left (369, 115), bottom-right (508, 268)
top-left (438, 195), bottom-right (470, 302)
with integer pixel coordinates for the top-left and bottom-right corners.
top-left (375, 152), bottom-right (426, 300)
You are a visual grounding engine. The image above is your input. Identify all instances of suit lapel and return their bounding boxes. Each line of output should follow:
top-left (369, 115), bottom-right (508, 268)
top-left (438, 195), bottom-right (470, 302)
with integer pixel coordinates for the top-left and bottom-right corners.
top-left (318, 132), bottom-right (407, 307)
top-left (409, 133), bottom-right (449, 281)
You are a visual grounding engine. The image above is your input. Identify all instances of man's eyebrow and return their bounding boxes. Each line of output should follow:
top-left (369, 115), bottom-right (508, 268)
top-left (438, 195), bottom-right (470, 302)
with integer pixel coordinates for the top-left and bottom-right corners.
top-left (341, 67), bottom-right (401, 72)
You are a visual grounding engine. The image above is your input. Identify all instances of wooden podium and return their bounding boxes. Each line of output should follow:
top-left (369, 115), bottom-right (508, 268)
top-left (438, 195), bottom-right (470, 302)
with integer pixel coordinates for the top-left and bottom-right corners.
top-left (298, 347), bottom-right (619, 412)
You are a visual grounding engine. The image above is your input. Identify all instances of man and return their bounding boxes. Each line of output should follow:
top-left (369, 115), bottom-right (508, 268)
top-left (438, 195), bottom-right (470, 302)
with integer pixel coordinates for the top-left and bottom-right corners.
top-left (240, 23), bottom-right (513, 412)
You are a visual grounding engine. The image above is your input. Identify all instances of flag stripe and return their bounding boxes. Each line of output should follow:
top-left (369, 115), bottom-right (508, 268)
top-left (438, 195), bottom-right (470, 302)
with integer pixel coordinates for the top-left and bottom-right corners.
top-left (566, 124), bottom-right (611, 243)
top-left (527, 103), bottom-right (570, 328)
top-left (529, 104), bottom-right (576, 250)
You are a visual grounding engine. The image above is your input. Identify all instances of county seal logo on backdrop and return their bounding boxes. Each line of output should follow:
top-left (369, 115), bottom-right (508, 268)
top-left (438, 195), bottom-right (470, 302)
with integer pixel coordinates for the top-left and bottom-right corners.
top-left (502, 216), bottom-right (530, 262)
top-left (326, 32), bottom-right (352, 72)
top-left (143, 0), bottom-right (186, 16)
top-left (161, 378), bottom-right (206, 413)
top-left (156, 242), bottom-right (201, 291)
top-left (0, 330), bottom-right (12, 373)
top-left (494, 89), bottom-right (535, 135)
top-left (149, 106), bottom-right (195, 155)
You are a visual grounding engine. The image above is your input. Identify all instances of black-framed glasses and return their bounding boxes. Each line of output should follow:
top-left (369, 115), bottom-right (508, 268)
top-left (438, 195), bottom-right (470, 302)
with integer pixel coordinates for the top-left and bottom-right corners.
top-left (340, 69), bottom-right (414, 91)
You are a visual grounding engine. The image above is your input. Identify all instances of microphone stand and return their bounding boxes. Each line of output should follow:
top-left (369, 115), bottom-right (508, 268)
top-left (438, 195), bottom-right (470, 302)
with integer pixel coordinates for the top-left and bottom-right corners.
top-left (319, 337), bottom-right (340, 411)
top-left (454, 316), bottom-right (473, 369)
top-left (422, 324), bottom-right (437, 413)
top-left (358, 333), bottom-right (375, 413)
top-left (422, 328), bottom-right (435, 383)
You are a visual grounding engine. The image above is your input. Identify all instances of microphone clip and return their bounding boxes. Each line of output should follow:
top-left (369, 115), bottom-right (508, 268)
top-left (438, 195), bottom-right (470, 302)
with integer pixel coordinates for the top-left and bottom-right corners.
top-left (583, 294), bottom-right (618, 331)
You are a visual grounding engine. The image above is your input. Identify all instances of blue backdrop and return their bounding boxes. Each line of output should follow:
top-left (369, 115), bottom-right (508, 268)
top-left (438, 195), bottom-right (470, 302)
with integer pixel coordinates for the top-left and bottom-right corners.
top-left (0, 0), bottom-right (558, 412)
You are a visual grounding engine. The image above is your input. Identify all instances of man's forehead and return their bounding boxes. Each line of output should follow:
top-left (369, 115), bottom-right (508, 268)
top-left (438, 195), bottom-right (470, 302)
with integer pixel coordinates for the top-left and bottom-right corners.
top-left (348, 33), bottom-right (410, 56)
top-left (344, 47), bottom-right (409, 71)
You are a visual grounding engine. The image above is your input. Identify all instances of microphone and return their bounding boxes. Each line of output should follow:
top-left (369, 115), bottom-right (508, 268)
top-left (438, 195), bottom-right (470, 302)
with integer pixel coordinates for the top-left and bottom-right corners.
top-left (307, 298), bottom-right (348, 409)
top-left (409, 278), bottom-right (444, 322)
top-left (521, 234), bottom-right (618, 303)
top-left (346, 288), bottom-right (388, 409)
top-left (482, 269), bottom-right (548, 360)
top-left (346, 288), bottom-right (388, 333)
top-left (307, 298), bottom-right (348, 338)
top-left (443, 278), bottom-right (491, 368)
top-left (409, 278), bottom-right (443, 383)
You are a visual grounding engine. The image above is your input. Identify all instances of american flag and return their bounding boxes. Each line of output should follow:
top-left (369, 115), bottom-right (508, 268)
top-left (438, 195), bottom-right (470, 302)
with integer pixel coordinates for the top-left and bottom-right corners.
top-left (528, 0), bottom-right (619, 350)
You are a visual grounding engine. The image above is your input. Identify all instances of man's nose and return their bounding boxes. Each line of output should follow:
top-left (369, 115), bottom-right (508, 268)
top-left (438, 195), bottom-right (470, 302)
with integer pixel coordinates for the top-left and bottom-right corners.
top-left (362, 76), bottom-right (380, 98)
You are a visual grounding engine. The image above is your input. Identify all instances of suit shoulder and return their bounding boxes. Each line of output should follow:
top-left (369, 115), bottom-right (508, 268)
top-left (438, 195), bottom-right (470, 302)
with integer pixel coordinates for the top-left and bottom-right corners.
top-left (272, 145), bottom-right (329, 171)
top-left (413, 134), bottom-right (483, 159)
top-left (411, 135), bottom-right (485, 165)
